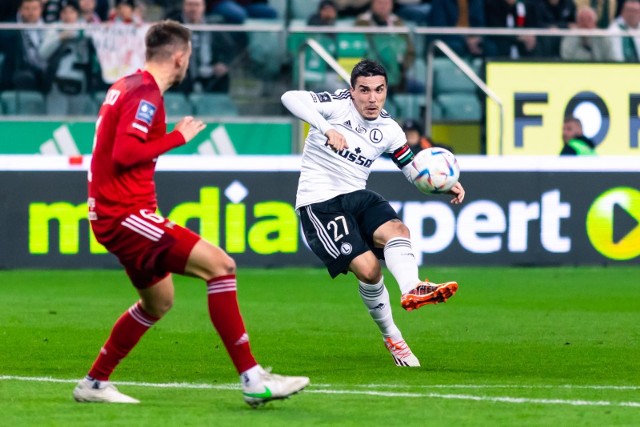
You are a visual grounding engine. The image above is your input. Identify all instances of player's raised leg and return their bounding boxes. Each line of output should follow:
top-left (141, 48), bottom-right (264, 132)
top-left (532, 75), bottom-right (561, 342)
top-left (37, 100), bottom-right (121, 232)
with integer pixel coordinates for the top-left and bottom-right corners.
top-left (185, 239), bottom-right (309, 407)
top-left (375, 220), bottom-right (458, 311)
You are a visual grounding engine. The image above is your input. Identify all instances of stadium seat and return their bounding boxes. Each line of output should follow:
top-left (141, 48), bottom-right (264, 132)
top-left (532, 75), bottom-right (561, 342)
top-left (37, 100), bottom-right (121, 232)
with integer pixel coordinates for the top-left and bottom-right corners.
top-left (392, 101), bottom-right (441, 123)
top-left (246, 19), bottom-right (287, 77)
top-left (92, 91), bottom-right (107, 111)
top-left (291, 0), bottom-right (321, 20)
top-left (0, 53), bottom-right (4, 85)
top-left (164, 92), bottom-right (193, 117)
top-left (409, 58), bottom-right (427, 85)
top-left (408, 23), bottom-right (426, 60)
top-left (469, 57), bottom-right (484, 75)
top-left (436, 93), bottom-right (482, 121)
top-left (189, 93), bottom-right (238, 117)
top-left (429, 101), bottom-right (444, 121)
top-left (430, 57), bottom-right (483, 122)
top-left (335, 33), bottom-right (369, 75)
top-left (433, 58), bottom-right (476, 94)
top-left (288, 32), bottom-right (338, 87)
top-left (77, 94), bottom-right (99, 116)
top-left (269, 0), bottom-right (288, 18)
top-left (390, 94), bottom-right (424, 121)
top-left (286, 22), bottom-right (308, 57)
top-left (336, 33), bottom-right (368, 58)
top-left (369, 34), bottom-right (408, 88)
top-left (390, 94), bottom-right (443, 122)
top-left (0, 90), bottom-right (46, 115)
top-left (46, 92), bottom-right (98, 116)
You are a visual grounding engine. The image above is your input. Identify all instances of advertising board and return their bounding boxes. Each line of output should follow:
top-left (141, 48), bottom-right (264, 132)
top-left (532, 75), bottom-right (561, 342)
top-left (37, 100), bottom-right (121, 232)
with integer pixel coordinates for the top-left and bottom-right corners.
top-left (486, 62), bottom-right (640, 156)
top-left (1, 156), bottom-right (638, 268)
top-left (0, 121), bottom-right (293, 155)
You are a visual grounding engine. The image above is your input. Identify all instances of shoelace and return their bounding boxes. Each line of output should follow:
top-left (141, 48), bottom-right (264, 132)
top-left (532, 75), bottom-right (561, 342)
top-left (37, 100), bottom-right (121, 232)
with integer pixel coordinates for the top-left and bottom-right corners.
top-left (410, 283), bottom-right (438, 296)
top-left (385, 338), bottom-right (413, 358)
top-left (258, 367), bottom-right (289, 383)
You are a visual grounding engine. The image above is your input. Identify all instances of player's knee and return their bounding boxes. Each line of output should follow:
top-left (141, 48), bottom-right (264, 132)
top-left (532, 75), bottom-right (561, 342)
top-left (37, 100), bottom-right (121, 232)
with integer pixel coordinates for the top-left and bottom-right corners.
top-left (203, 251), bottom-right (236, 279)
top-left (389, 221), bottom-right (410, 238)
top-left (155, 299), bottom-right (174, 317)
top-left (142, 297), bottom-right (173, 318)
top-left (375, 220), bottom-right (411, 246)
top-left (217, 253), bottom-right (236, 276)
top-left (358, 263), bottom-right (382, 284)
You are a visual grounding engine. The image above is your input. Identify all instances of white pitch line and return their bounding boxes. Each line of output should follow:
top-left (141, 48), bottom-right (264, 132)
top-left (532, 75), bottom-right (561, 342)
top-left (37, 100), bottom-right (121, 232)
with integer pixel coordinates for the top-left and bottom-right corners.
top-left (306, 389), bottom-right (640, 408)
top-left (1, 375), bottom-right (639, 408)
top-left (3, 377), bottom-right (638, 392)
top-left (0, 376), bottom-right (240, 390)
top-left (311, 383), bottom-right (640, 391)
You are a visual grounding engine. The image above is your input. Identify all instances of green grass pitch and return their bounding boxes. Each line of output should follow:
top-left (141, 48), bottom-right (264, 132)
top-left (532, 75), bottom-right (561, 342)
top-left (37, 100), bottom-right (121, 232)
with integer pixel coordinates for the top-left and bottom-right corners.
top-left (1, 267), bottom-right (639, 426)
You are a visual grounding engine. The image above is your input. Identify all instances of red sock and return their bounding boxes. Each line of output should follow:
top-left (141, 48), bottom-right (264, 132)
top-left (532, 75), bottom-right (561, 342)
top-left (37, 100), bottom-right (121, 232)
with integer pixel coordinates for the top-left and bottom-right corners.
top-left (88, 302), bottom-right (158, 381)
top-left (206, 274), bottom-right (257, 373)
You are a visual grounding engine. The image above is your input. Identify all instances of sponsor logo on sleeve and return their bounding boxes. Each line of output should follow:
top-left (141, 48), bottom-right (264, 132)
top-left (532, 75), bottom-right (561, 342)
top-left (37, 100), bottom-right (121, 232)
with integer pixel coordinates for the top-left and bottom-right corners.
top-left (132, 123), bottom-right (149, 133)
top-left (317, 92), bottom-right (332, 103)
top-left (135, 100), bottom-right (157, 125)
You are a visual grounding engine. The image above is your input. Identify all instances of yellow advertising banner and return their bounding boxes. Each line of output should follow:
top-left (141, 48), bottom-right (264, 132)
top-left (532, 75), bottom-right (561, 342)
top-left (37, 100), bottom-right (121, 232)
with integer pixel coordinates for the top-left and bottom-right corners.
top-left (486, 62), bottom-right (640, 155)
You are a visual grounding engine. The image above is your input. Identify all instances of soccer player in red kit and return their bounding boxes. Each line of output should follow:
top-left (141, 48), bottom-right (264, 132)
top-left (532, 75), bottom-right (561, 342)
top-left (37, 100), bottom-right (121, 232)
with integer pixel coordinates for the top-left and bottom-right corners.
top-left (73, 20), bottom-right (309, 407)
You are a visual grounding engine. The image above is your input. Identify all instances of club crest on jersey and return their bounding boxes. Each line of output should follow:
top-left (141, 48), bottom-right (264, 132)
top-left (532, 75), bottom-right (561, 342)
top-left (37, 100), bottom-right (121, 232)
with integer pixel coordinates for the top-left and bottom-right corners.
top-left (135, 100), bottom-right (156, 125)
top-left (370, 128), bottom-right (383, 143)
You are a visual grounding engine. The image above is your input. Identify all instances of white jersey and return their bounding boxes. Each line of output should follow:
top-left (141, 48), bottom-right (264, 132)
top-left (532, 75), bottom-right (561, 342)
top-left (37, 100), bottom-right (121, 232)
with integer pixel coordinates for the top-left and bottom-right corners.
top-left (282, 89), bottom-right (409, 209)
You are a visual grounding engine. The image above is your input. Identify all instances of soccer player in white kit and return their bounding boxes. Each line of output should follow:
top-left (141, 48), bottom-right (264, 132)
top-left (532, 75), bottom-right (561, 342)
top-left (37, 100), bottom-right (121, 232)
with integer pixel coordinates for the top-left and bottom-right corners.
top-left (281, 59), bottom-right (465, 367)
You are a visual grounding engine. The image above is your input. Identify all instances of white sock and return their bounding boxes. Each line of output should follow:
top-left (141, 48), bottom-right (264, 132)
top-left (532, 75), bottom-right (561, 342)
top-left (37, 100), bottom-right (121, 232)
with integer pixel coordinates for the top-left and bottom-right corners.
top-left (384, 237), bottom-right (421, 294)
top-left (358, 278), bottom-right (402, 339)
top-left (84, 376), bottom-right (106, 388)
top-left (240, 364), bottom-right (264, 389)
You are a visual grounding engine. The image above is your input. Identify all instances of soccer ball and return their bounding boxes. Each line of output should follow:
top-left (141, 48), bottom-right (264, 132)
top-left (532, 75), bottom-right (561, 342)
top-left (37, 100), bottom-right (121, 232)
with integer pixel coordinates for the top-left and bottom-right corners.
top-left (410, 147), bottom-right (460, 194)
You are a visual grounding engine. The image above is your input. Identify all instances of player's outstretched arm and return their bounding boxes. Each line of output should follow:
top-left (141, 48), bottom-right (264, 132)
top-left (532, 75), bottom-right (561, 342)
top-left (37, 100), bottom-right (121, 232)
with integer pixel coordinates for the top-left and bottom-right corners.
top-left (112, 117), bottom-right (205, 168)
top-left (448, 182), bottom-right (465, 204)
top-left (174, 116), bottom-right (206, 143)
top-left (281, 90), bottom-right (334, 135)
top-left (113, 132), bottom-right (185, 168)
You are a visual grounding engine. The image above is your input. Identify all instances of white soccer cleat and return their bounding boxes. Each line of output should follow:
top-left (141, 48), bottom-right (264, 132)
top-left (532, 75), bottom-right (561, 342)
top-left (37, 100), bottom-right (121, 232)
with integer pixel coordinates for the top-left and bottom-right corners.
top-left (384, 337), bottom-right (421, 367)
top-left (73, 378), bottom-right (140, 404)
top-left (242, 369), bottom-right (310, 408)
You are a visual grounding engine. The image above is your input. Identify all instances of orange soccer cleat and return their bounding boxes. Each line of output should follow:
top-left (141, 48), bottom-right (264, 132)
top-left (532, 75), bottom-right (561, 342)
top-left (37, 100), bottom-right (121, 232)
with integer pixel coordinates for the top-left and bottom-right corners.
top-left (401, 281), bottom-right (459, 311)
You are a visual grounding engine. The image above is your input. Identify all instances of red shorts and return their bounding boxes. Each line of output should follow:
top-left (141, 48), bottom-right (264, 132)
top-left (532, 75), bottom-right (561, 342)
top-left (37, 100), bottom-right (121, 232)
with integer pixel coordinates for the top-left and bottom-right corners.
top-left (91, 208), bottom-right (201, 289)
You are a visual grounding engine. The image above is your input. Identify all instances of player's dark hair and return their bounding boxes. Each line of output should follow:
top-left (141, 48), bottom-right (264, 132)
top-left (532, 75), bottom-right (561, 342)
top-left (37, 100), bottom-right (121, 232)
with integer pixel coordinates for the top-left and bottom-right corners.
top-left (145, 20), bottom-right (191, 62)
top-left (350, 59), bottom-right (387, 88)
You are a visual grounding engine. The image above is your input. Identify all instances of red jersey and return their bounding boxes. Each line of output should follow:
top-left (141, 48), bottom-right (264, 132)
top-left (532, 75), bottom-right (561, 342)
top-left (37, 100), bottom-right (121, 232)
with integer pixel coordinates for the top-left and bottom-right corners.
top-left (88, 70), bottom-right (184, 220)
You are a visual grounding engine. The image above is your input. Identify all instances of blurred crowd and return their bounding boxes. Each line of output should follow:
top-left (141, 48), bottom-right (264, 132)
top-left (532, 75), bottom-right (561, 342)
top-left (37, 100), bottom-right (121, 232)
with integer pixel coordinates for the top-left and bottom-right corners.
top-left (0, 0), bottom-right (638, 117)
